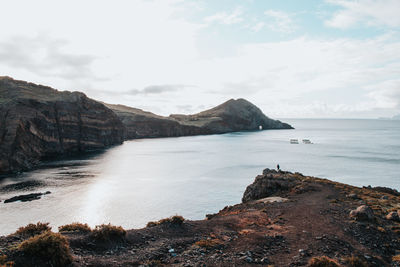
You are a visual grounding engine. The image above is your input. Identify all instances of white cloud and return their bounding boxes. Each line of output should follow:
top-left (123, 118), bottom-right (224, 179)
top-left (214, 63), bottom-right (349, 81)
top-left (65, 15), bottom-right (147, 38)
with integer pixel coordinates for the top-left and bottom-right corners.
top-left (204, 7), bottom-right (244, 25)
top-left (326, 0), bottom-right (400, 29)
top-left (250, 22), bottom-right (265, 32)
top-left (0, 0), bottom-right (399, 118)
top-left (264, 10), bottom-right (295, 33)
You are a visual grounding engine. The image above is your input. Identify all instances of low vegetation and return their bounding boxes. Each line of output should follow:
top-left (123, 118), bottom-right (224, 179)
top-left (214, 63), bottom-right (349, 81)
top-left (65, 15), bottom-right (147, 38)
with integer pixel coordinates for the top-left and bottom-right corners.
top-left (91, 224), bottom-right (126, 242)
top-left (0, 255), bottom-right (14, 267)
top-left (194, 238), bottom-right (224, 249)
top-left (58, 222), bottom-right (91, 233)
top-left (342, 255), bottom-right (368, 267)
top-left (17, 231), bottom-right (72, 266)
top-left (307, 256), bottom-right (340, 267)
top-left (146, 215), bottom-right (185, 227)
top-left (14, 222), bottom-right (51, 238)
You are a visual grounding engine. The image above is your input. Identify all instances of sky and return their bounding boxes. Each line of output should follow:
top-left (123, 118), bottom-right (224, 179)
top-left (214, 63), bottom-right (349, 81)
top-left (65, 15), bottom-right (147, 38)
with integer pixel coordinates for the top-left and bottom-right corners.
top-left (0, 0), bottom-right (400, 118)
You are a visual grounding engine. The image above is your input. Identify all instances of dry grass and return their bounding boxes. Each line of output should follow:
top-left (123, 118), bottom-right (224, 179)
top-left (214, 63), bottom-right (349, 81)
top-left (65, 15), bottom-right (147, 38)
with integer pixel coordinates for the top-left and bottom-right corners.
top-left (58, 222), bottom-right (91, 233)
top-left (18, 231), bottom-right (72, 266)
top-left (14, 222), bottom-right (51, 238)
top-left (91, 224), bottom-right (126, 242)
top-left (393, 254), bottom-right (400, 263)
top-left (146, 215), bottom-right (185, 227)
top-left (342, 255), bottom-right (368, 267)
top-left (307, 256), bottom-right (340, 267)
top-left (0, 255), bottom-right (14, 267)
top-left (194, 238), bottom-right (224, 249)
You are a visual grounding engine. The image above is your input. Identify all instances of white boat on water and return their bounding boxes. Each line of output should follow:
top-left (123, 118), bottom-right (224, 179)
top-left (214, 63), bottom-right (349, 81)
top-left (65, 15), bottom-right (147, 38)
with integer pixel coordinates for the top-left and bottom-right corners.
top-left (290, 139), bottom-right (299, 144)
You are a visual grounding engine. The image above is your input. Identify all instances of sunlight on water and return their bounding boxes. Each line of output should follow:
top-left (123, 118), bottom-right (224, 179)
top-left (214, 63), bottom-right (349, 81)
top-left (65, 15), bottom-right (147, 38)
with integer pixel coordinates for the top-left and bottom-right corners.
top-left (0, 119), bottom-right (399, 235)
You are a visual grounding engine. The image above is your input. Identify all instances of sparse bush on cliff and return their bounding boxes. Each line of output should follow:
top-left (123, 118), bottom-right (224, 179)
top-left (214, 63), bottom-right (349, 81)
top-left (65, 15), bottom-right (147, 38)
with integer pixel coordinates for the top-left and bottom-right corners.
top-left (91, 224), bottom-right (126, 242)
top-left (0, 255), bottom-right (14, 267)
top-left (58, 222), bottom-right (91, 233)
top-left (18, 231), bottom-right (72, 266)
top-left (194, 238), bottom-right (224, 249)
top-left (342, 255), bottom-right (368, 267)
top-left (14, 222), bottom-right (51, 238)
top-left (147, 215), bottom-right (185, 227)
top-left (307, 256), bottom-right (340, 267)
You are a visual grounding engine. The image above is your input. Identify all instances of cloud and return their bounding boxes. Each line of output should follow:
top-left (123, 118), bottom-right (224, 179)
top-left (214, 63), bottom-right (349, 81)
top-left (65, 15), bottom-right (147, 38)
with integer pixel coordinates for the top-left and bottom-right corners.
top-left (0, 35), bottom-right (97, 80)
top-left (127, 84), bottom-right (193, 95)
top-left (264, 10), bottom-right (295, 33)
top-left (367, 80), bottom-right (400, 108)
top-left (250, 22), bottom-right (265, 33)
top-left (204, 7), bottom-right (244, 25)
top-left (325, 0), bottom-right (400, 29)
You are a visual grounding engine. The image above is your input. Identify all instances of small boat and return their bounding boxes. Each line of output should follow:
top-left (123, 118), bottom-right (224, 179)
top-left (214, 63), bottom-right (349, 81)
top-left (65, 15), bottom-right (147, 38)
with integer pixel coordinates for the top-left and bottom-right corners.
top-left (302, 139), bottom-right (312, 144)
top-left (290, 139), bottom-right (299, 144)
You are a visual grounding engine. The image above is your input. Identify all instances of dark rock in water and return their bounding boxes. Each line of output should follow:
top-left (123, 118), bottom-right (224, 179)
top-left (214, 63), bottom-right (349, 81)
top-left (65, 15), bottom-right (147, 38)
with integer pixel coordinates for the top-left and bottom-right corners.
top-left (242, 168), bottom-right (298, 203)
top-left (0, 180), bottom-right (45, 192)
top-left (385, 211), bottom-right (400, 222)
top-left (3, 191), bottom-right (51, 203)
top-left (349, 205), bottom-right (374, 222)
top-left (106, 98), bottom-right (293, 140)
top-left (0, 77), bottom-right (125, 174)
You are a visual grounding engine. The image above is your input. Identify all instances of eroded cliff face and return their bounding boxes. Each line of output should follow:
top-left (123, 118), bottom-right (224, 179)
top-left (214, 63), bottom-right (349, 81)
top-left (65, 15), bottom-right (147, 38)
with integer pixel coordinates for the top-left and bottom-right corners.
top-left (106, 98), bottom-right (293, 139)
top-left (0, 77), bottom-right (124, 174)
top-left (104, 104), bottom-right (208, 139)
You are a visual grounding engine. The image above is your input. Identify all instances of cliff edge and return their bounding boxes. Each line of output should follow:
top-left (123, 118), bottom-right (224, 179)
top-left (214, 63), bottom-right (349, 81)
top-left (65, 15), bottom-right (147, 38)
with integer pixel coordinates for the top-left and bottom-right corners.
top-left (0, 77), bottom-right (125, 174)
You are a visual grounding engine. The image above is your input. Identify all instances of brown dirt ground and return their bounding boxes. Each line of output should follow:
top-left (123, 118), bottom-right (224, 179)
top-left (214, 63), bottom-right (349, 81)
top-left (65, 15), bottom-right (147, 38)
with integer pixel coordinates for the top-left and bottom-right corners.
top-left (1, 172), bottom-right (400, 267)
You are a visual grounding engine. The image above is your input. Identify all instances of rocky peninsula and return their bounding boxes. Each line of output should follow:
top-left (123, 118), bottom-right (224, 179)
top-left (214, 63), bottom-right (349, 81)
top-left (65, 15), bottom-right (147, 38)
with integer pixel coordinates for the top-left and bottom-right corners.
top-left (1, 169), bottom-right (399, 266)
top-left (0, 77), bottom-right (292, 175)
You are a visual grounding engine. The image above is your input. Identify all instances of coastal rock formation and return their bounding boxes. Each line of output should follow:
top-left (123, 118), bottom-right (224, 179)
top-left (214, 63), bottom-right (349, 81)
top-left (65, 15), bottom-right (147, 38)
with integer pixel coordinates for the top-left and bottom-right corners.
top-left (242, 168), bottom-right (299, 202)
top-left (0, 77), bottom-right (293, 174)
top-left (0, 77), bottom-right (124, 174)
top-left (104, 104), bottom-right (208, 139)
top-left (107, 98), bottom-right (293, 140)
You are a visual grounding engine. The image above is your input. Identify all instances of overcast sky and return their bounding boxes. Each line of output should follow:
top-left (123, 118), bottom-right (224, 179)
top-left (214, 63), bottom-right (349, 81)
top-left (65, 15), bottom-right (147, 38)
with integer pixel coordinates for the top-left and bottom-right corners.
top-left (1, 0), bottom-right (400, 118)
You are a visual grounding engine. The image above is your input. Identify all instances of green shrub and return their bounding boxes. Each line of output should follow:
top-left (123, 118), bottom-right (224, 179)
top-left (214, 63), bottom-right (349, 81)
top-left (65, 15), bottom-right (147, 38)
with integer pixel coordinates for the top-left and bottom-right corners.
top-left (18, 231), bottom-right (72, 266)
top-left (91, 224), bottom-right (126, 242)
top-left (58, 223), bottom-right (91, 233)
top-left (308, 256), bottom-right (340, 267)
top-left (14, 222), bottom-right (51, 238)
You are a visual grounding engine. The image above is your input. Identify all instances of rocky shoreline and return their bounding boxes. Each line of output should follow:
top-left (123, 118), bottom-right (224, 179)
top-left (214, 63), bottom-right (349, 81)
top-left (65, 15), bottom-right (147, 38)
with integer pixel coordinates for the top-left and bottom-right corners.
top-left (1, 169), bottom-right (399, 266)
top-left (0, 77), bottom-right (292, 175)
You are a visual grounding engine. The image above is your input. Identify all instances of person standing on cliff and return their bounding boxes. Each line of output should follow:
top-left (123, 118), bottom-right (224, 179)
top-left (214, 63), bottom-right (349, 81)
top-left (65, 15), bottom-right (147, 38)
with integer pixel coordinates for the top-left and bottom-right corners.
top-left (277, 164), bottom-right (280, 171)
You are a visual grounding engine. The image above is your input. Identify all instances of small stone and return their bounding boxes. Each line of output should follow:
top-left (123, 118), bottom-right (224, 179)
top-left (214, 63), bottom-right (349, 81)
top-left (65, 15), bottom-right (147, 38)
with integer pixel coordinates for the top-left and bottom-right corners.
top-left (347, 193), bottom-right (358, 199)
top-left (245, 256), bottom-right (253, 263)
top-left (386, 211), bottom-right (400, 222)
top-left (349, 205), bottom-right (374, 221)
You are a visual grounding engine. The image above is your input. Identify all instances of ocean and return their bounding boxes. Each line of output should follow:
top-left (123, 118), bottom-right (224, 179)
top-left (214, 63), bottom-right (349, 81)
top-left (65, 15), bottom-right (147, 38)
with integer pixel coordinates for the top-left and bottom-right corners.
top-left (0, 119), bottom-right (399, 235)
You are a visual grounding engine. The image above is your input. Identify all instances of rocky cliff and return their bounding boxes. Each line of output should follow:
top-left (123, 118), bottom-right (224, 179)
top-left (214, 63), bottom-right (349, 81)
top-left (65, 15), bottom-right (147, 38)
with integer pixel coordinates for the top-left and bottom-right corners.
top-left (0, 77), bottom-right (293, 174)
top-left (104, 104), bottom-right (208, 139)
top-left (106, 98), bottom-right (293, 139)
top-left (0, 77), bottom-right (125, 174)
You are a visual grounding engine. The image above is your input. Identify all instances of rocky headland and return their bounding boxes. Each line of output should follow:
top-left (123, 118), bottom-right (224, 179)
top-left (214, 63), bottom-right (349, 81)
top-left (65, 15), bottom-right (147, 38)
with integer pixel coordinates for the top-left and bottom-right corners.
top-left (0, 77), bottom-right (125, 175)
top-left (1, 169), bottom-right (399, 266)
top-left (0, 77), bottom-right (292, 175)
top-left (105, 99), bottom-right (292, 139)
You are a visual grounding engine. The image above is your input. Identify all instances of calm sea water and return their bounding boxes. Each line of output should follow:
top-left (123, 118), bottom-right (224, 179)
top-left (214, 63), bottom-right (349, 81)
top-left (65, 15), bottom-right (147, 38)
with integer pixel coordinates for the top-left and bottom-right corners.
top-left (0, 119), bottom-right (399, 235)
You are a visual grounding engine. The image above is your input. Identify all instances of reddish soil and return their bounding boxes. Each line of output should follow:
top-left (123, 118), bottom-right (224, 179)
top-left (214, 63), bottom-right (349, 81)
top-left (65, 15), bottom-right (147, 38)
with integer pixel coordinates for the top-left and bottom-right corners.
top-left (1, 170), bottom-right (400, 266)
